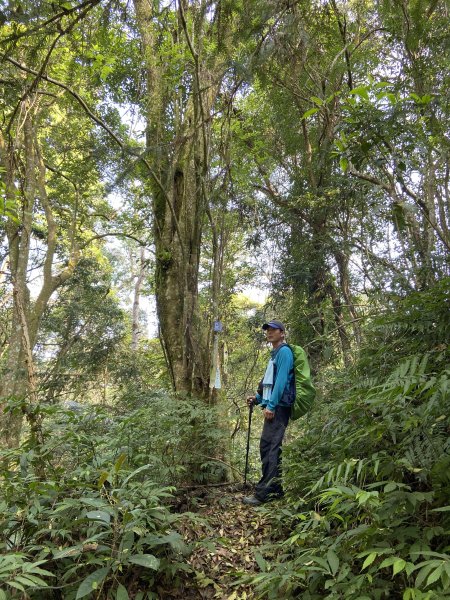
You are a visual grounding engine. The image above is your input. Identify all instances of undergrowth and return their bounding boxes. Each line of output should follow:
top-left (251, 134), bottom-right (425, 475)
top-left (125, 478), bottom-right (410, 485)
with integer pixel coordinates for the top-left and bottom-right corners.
top-left (0, 394), bottom-right (223, 599)
top-left (242, 279), bottom-right (450, 599)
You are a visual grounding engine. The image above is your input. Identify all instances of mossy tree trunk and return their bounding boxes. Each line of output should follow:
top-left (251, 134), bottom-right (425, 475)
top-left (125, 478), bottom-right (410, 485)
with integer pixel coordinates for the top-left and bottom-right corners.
top-left (133, 0), bottom-right (230, 397)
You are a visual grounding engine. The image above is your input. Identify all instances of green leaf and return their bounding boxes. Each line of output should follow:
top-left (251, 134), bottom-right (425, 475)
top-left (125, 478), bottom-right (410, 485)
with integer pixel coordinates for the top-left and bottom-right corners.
top-left (374, 81), bottom-right (393, 89)
top-left (384, 482), bottom-right (397, 493)
top-left (80, 497), bottom-right (109, 508)
top-left (362, 552), bottom-right (377, 570)
top-left (254, 551), bottom-right (266, 572)
top-left (386, 92), bottom-right (397, 104)
top-left (379, 556), bottom-right (397, 569)
top-left (420, 94), bottom-right (432, 105)
top-left (14, 574), bottom-right (48, 588)
top-left (116, 584), bottom-right (130, 600)
top-left (0, 590), bottom-right (7, 600)
top-left (415, 564), bottom-right (435, 588)
top-left (339, 157), bottom-right (349, 173)
top-left (122, 464), bottom-right (152, 486)
top-left (53, 546), bottom-right (83, 560)
top-left (128, 554), bottom-right (160, 570)
top-left (98, 471), bottom-right (110, 488)
top-left (302, 107), bottom-right (319, 119)
top-left (426, 565), bottom-right (443, 586)
top-left (393, 559), bottom-right (406, 576)
top-left (310, 96), bottom-right (323, 106)
top-left (6, 581), bottom-right (26, 592)
top-left (114, 453), bottom-right (127, 473)
top-left (327, 549), bottom-right (339, 575)
top-left (85, 510), bottom-right (111, 524)
top-left (350, 86), bottom-right (369, 101)
top-left (76, 567), bottom-right (110, 599)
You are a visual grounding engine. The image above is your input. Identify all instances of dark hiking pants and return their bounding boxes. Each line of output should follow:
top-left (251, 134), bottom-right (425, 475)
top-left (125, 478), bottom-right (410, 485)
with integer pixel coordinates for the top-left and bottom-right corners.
top-left (254, 405), bottom-right (291, 502)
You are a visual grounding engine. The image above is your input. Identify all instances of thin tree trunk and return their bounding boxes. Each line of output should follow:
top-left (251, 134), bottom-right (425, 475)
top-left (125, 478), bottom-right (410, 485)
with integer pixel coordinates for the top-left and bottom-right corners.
top-left (334, 250), bottom-right (361, 347)
top-left (0, 109), bottom-right (78, 448)
top-left (132, 246), bottom-right (146, 352)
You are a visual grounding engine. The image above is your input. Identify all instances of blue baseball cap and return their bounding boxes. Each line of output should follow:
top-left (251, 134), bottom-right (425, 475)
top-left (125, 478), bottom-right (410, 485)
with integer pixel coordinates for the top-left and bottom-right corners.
top-left (262, 320), bottom-right (285, 332)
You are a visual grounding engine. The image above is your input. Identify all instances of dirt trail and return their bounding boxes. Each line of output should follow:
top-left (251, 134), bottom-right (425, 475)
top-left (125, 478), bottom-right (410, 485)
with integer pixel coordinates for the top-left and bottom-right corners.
top-left (164, 487), bottom-right (271, 599)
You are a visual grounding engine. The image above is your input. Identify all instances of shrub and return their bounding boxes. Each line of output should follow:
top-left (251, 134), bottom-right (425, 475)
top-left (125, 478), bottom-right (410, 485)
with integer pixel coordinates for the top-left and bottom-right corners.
top-left (242, 280), bottom-right (450, 599)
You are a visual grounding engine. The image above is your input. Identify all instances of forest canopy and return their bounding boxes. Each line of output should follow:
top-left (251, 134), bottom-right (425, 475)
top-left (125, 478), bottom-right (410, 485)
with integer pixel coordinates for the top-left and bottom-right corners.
top-left (0, 0), bottom-right (449, 598)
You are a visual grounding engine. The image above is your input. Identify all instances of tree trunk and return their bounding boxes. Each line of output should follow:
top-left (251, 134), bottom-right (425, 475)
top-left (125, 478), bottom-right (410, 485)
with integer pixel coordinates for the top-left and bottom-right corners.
top-left (0, 110), bottom-right (77, 448)
top-left (133, 0), bottom-right (223, 398)
top-left (334, 250), bottom-right (362, 347)
top-left (132, 246), bottom-right (146, 352)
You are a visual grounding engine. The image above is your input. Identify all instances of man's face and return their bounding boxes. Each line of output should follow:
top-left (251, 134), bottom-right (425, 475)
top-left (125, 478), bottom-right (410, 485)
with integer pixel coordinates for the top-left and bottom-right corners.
top-left (265, 326), bottom-right (284, 345)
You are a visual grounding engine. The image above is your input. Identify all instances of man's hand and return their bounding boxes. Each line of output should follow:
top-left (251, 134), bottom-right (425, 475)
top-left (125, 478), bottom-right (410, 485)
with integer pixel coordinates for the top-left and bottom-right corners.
top-left (246, 395), bottom-right (257, 407)
top-left (263, 408), bottom-right (275, 421)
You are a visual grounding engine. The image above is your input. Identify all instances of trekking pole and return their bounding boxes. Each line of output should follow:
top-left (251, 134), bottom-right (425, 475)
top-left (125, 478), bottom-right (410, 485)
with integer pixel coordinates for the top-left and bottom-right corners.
top-left (244, 402), bottom-right (254, 486)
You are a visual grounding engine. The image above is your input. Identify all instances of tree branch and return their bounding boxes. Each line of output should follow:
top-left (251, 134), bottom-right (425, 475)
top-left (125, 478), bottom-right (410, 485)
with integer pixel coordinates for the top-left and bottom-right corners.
top-left (80, 231), bottom-right (147, 248)
top-left (1, 0), bottom-right (101, 44)
top-left (5, 56), bottom-right (186, 258)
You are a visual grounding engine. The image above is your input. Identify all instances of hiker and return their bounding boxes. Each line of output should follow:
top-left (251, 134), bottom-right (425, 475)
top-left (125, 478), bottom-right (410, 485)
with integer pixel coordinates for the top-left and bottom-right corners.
top-left (243, 320), bottom-right (294, 506)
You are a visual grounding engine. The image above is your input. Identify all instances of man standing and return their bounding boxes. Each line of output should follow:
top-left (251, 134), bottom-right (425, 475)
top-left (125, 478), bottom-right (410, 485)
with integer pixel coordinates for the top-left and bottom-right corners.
top-left (243, 320), bottom-right (294, 506)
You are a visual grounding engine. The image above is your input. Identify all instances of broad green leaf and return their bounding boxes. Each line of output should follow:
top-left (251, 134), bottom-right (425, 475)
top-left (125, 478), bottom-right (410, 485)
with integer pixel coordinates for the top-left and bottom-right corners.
top-left (308, 555), bottom-right (329, 569)
top-left (374, 81), bottom-right (393, 89)
top-left (350, 86), bottom-right (369, 101)
top-left (393, 559), bottom-right (406, 576)
top-left (362, 552), bottom-right (377, 570)
top-left (426, 565), bottom-right (443, 586)
top-left (6, 581), bottom-right (26, 592)
top-left (327, 549), bottom-right (339, 575)
top-left (340, 157), bottom-right (349, 173)
top-left (80, 497), bottom-right (108, 508)
top-left (310, 96), bottom-right (323, 106)
top-left (128, 554), bottom-right (160, 570)
top-left (76, 567), bottom-right (110, 599)
top-left (415, 564), bottom-right (435, 588)
top-left (302, 107), bottom-right (319, 119)
top-left (85, 510), bottom-right (111, 524)
top-left (384, 482), bottom-right (397, 493)
top-left (116, 584), bottom-right (130, 600)
top-left (379, 556), bottom-right (397, 569)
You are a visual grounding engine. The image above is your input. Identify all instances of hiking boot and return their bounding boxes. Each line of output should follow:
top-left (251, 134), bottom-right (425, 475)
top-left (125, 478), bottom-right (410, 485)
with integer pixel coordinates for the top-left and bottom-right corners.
top-left (242, 495), bottom-right (263, 506)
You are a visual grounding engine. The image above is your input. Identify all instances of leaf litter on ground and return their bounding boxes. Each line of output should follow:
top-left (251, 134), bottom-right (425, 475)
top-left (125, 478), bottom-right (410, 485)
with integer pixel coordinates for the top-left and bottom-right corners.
top-left (164, 486), bottom-right (271, 599)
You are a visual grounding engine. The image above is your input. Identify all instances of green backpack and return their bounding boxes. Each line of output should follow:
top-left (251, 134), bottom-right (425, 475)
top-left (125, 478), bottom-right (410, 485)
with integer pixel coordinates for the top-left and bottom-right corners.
top-left (287, 344), bottom-right (316, 419)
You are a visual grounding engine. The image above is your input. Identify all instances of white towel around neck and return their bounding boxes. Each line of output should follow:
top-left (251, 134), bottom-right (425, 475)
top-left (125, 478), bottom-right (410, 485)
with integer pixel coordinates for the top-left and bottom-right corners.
top-left (262, 358), bottom-right (274, 402)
